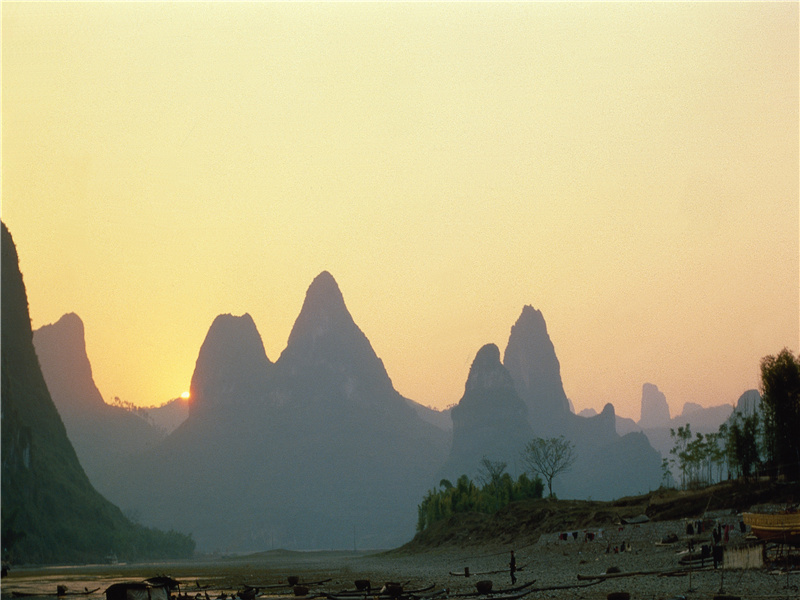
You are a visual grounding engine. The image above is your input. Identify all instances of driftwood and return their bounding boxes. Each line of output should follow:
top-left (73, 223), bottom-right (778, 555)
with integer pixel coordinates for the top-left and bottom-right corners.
top-left (577, 566), bottom-right (711, 582)
top-left (253, 580), bottom-right (332, 590)
top-left (448, 567), bottom-right (525, 577)
top-left (324, 584), bottom-right (435, 600)
top-left (525, 581), bottom-right (601, 593)
top-left (449, 581), bottom-right (536, 597)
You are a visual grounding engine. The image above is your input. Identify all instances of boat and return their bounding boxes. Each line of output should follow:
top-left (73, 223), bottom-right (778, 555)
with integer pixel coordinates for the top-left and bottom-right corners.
top-left (742, 511), bottom-right (800, 545)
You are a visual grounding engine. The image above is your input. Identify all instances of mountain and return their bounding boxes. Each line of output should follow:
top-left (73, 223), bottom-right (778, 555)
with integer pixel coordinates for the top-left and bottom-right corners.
top-left (639, 383), bottom-right (670, 429)
top-left (102, 271), bottom-right (448, 552)
top-left (633, 389), bottom-right (736, 460)
top-left (189, 312), bottom-right (273, 419)
top-left (143, 397), bottom-right (190, 434)
top-left (674, 401), bottom-right (733, 431)
top-left (503, 306), bottom-right (570, 432)
top-left (32, 313), bottom-right (164, 495)
top-left (440, 307), bottom-right (662, 499)
top-left (440, 344), bottom-right (533, 479)
top-left (733, 389), bottom-right (761, 416)
top-left (1, 221), bottom-right (194, 564)
top-left (405, 399), bottom-right (452, 431)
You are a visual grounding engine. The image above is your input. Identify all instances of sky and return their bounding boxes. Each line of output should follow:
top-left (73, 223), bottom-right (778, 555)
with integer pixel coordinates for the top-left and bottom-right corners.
top-left (2, 2), bottom-right (798, 421)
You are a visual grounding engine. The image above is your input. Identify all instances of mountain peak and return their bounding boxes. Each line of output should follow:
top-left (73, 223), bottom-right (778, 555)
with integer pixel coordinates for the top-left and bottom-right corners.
top-left (639, 383), bottom-right (670, 428)
top-left (189, 313), bottom-right (272, 417)
top-left (444, 343), bottom-right (531, 478)
top-left (35, 312), bottom-right (88, 362)
top-left (33, 312), bottom-right (101, 413)
top-left (464, 343), bottom-right (513, 394)
top-left (285, 271), bottom-right (348, 349)
top-left (307, 270), bottom-right (341, 299)
top-left (282, 272), bottom-right (363, 360)
top-left (503, 305), bottom-right (570, 428)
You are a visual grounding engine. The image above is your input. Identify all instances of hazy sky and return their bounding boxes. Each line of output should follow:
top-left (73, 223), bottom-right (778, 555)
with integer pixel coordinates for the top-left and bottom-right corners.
top-left (3, 2), bottom-right (798, 420)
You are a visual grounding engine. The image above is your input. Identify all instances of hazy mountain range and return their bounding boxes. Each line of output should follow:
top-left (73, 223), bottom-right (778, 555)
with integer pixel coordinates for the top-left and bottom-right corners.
top-left (22, 251), bottom-right (753, 554)
top-left (613, 382), bottom-right (755, 460)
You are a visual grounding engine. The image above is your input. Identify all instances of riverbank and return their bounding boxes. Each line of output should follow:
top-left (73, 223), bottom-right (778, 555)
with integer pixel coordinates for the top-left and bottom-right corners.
top-left (2, 517), bottom-right (798, 600)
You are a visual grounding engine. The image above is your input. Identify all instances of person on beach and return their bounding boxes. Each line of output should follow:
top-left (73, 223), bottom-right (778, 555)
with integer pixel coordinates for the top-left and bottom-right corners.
top-left (509, 550), bottom-right (517, 584)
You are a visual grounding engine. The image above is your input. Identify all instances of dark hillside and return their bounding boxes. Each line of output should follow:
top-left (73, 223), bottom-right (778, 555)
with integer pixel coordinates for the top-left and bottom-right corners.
top-left (1, 222), bottom-right (195, 565)
top-left (396, 479), bottom-right (800, 553)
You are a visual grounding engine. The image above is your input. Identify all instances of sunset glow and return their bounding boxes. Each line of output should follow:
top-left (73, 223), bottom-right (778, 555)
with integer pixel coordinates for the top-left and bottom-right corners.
top-left (2, 2), bottom-right (797, 420)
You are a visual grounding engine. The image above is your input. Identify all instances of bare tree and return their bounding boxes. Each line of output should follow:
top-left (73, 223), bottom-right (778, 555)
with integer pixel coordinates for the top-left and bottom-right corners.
top-left (476, 456), bottom-right (507, 488)
top-left (520, 436), bottom-right (576, 498)
top-left (476, 456), bottom-right (507, 511)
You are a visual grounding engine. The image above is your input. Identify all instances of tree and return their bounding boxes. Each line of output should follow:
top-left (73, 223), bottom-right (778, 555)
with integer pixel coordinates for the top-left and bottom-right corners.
top-left (476, 456), bottom-right (508, 511)
top-left (669, 424), bottom-right (692, 489)
top-left (520, 436), bottom-right (576, 498)
top-left (760, 348), bottom-right (800, 481)
top-left (414, 469), bottom-right (542, 532)
top-left (727, 411), bottom-right (760, 482)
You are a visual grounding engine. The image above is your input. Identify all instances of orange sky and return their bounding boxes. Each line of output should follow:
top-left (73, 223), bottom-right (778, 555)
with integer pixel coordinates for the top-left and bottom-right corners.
top-left (3, 2), bottom-right (798, 420)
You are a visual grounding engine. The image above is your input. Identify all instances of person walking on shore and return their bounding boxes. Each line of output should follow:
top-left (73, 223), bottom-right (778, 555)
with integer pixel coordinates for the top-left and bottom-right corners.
top-left (509, 550), bottom-right (517, 585)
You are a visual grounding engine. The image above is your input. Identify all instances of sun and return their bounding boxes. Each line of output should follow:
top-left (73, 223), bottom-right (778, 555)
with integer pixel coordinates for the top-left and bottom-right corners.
top-left (180, 391), bottom-right (191, 400)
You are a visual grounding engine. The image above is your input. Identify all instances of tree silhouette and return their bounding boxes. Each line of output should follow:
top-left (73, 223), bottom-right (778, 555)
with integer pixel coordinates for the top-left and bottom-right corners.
top-left (760, 348), bottom-right (800, 480)
top-left (521, 436), bottom-right (576, 498)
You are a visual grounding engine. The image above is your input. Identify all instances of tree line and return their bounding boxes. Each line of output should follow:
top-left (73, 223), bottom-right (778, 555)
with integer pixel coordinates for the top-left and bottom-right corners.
top-left (417, 436), bottom-right (576, 532)
top-left (666, 348), bottom-right (800, 488)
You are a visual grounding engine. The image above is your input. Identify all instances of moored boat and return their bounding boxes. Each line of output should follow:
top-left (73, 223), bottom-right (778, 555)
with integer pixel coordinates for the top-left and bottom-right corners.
top-left (742, 511), bottom-right (800, 545)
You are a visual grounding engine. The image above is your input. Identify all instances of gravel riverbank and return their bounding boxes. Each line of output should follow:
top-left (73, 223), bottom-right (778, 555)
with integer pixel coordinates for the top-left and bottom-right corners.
top-left (2, 518), bottom-right (798, 600)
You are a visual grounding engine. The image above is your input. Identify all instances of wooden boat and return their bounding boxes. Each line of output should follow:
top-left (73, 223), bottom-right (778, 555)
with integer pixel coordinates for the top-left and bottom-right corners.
top-left (742, 511), bottom-right (800, 545)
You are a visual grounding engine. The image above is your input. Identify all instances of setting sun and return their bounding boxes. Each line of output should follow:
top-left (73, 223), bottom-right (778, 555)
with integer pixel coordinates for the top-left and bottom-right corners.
top-left (180, 391), bottom-right (190, 400)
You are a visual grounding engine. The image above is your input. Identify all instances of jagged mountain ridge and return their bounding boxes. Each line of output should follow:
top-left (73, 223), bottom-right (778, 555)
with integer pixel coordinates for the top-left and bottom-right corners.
top-left (102, 271), bottom-right (448, 551)
top-left (38, 268), bottom-right (663, 550)
top-left (443, 306), bottom-right (662, 498)
top-left (615, 386), bottom-right (741, 462)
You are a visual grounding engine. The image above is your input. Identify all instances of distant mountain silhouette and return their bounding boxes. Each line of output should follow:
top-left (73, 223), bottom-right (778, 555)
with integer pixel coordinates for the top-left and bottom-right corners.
top-left (405, 399), bottom-right (452, 431)
top-left (503, 306), bottom-right (570, 432)
top-left (36, 269), bottom-right (668, 551)
top-left (143, 397), bottom-right (189, 434)
top-left (189, 312), bottom-right (273, 420)
top-left (33, 313), bottom-right (163, 496)
top-left (442, 307), bottom-right (662, 499)
top-left (440, 344), bottom-right (532, 479)
top-left (616, 386), bottom-right (737, 461)
top-left (732, 389), bottom-right (761, 417)
top-left (639, 383), bottom-right (671, 429)
top-left (1, 221), bottom-right (194, 564)
top-left (102, 271), bottom-right (448, 551)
